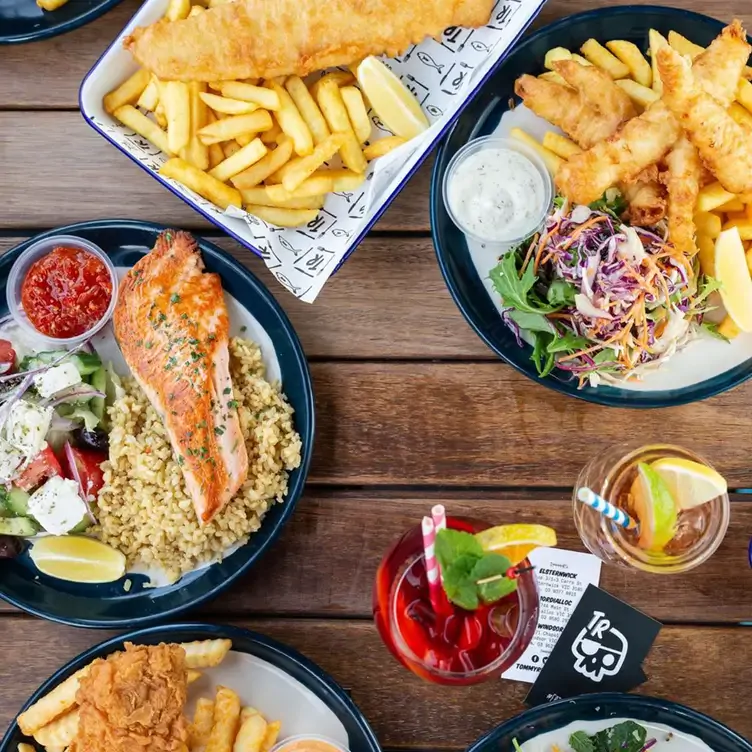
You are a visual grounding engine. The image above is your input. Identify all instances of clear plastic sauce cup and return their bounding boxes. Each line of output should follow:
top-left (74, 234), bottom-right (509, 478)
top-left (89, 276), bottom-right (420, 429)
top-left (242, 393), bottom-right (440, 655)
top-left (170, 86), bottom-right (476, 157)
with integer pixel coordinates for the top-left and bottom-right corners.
top-left (271, 735), bottom-right (349, 752)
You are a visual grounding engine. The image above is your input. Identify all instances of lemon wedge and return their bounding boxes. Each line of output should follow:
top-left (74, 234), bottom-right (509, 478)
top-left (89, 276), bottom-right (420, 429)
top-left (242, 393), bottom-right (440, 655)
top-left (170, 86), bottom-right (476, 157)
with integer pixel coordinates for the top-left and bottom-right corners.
top-left (30, 536), bottom-right (126, 584)
top-left (355, 57), bottom-right (429, 140)
top-left (715, 227), bottom-right (752, 331)
top-left (474, 524), bottom-right (558, 565)
top-left (651, 457), bottom-right (727, 510)
top-left (630, 462), bottom-right (678, 552)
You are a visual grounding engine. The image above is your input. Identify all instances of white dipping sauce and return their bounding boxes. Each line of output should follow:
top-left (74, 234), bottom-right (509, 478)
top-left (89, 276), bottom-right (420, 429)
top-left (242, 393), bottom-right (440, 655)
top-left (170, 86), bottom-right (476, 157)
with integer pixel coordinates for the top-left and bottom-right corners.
top-left (446, 147), bottom-right (546, 241)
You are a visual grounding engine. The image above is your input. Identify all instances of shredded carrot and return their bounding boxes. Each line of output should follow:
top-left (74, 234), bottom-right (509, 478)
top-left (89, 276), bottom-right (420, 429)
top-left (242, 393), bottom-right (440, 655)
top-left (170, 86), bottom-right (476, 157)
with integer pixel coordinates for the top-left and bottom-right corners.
top-left (560, 215), bottom-right (607, 250)
top-left (519, 233), bottom-right (540, 278)
top-left (533, 222), bottom-right (560, 275)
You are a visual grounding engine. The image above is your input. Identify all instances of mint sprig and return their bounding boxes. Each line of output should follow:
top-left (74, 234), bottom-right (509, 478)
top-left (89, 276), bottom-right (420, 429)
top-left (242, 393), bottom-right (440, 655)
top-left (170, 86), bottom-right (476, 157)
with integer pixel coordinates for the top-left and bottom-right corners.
top-left (434, 528), bottom-right (518, 610)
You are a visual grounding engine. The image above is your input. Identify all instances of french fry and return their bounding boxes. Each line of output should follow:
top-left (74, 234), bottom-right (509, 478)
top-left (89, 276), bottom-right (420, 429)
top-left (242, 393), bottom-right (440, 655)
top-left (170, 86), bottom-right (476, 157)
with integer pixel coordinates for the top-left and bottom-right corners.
top-left (747, 246), bottom-right (752, 274)
top-left (155, 101), bottom-right (168, 128)
top-left (186, 669), bottom-right (202, 684)
top-left (717, 315), bottom-right (741, 339)
top-left (316, 79), bottom-right (367, 173)
top-left (188, 4), bottom-right (204, 16)
top-left (269, 81), bottom-right (314, 156)
top-left (33, 709), bottom-right (79, 748)
top-left (570, 53), bottom-right (592, 67)
top-left (363, 135), bottom-right (407, 160)
top-left (667, 31), bottom-right (752, 78)
top-left (165, 0), bottom-right (190, 20)
top-left (260, 721), bottom-right (282, 752)
top-left (36, 0), bottom-right (70, 9)
top-left (190, 698), bottom-right (215, 751)
top-left (160, 158), bottom-right (242, 209)
top-left (326, 168), bottom-right (366, 192)
top-left (246, 205), bottom-right (319, 227)
top-left (746, 203), bottom-right (752, 220)
top-left (697, 233), bottom-right (716, 276)
top-left (542, 132), bottom-right (581, 159)
top-left (605, 40), bottom-right (652, 87)
top-left (615, 78), bottom-right (660, 109)
top-left (340, 86), bottom-right (371, 143)
top-left (104, 68), bottom-right (150, 113)
top-left (17, 744), bottom-right (36, 752)
top-left (232, 136), bottom-right (294, 189)
top-left (695, 211), bottom-right (722, 239)
top-left (232, 712), bottom-right (267, 752)
top-left (137, 75), bottom-right (161, 111)
top-left (267, 174), bottom-right (335, 201)
top-left (183, 81), bottom-right (210, 170)
top-left (236, 132), bottom-right (258, 146)
top-left (697, 181), bottom-right (737, 212)
top-left (727, 210), bottom-right (748, 221)
top-left (284, 76), bottom-right (331, 146)
top-left (261, 120), bottom-right (283, 144)
top-left (200, 92), bottom-right (258, 115)
top-left (208, 142), bottom-right (225, 168)
top-left (729, 102), bottom-right (752, 132)
top-left (241, 187), bottom-right (324, 209)
top-left (510, 128), bottom-right (562, 174)
top-left (539, 71), bottom-right (570, 86)
top-left (723, 219), bottom-right (752, 239)
top-left (114, 105), bottom-right (173, 155)
top-left (240, 707), bottom-right (259, 723)
top-left (717, 197), bottom-right (745, 213)
top-left (180, 639), bottom-right (233, 668)
top-left (649, 29), bottom-right (669, 94)
top-left (544, 47), bottom-right (572, 70)
top-left (279, 132), bottom-right (346, 191)
top-left (310, 71), bottom-right (356, 98)
top-left (205, 686), bottom-right (241, 752)
top-left (580, 39), bottom-right (630, 78)
top-left (198, 111), bottom-right (273, 144)
top-left (162, 81), bottom-right (192, 154)
top-left (209, 138), bottom-right (267, 182)
top-left (736, 78), bottom-right (752, 114)
top-left (220, 82), bottom-right (280, 110)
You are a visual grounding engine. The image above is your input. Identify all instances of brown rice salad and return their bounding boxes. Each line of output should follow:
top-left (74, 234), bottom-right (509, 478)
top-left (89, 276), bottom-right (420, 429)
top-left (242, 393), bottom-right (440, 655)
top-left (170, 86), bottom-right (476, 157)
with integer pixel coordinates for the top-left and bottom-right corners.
top-left (94, 337), bottom-right (302, 583)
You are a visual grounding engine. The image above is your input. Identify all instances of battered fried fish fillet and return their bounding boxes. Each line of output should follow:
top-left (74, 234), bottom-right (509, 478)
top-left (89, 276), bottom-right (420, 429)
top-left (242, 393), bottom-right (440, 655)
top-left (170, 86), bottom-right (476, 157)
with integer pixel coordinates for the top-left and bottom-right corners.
top-left (693, 19), bottom-right (751, 107)
top-left (125, 0), bottom-right (494, 81)
top-left (658, 44), bottom-right (752, 194)
top-left (621, 178), bottom-right (667, 227)
top-left (514, 73), bottom-right (629, 149)
top-left (75, 643), bottom-right (189, 752)
top-left (663, 136), bottom-right (702, 255)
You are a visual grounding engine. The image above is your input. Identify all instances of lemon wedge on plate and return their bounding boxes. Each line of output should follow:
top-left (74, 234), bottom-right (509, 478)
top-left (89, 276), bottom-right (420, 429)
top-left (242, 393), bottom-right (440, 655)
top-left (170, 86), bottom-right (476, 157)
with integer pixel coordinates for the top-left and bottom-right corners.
top-left (474, 524), bottom-right (558, 565)
top-left (630, 462), bottom-right (678, 552)
top-left (355, 56), bottom-right (430, 140)
top-left (715, 227), bottom-right (752, 331)
top-left (651, 457), bottom-right (727, 510)
top-left (30, 535), bottom-right (126, 584)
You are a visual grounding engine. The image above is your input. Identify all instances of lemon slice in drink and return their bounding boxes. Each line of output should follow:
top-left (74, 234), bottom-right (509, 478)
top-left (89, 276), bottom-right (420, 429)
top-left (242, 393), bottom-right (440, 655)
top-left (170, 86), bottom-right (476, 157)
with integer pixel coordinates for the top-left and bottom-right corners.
top-left (30, 536), bottom-right (126, 583)
top-left (474, 524), bottom-right (558, 565)
top-left (355, 56), bottom-right (430, 140)
top-left (630, 462), bottom-right (678, 552)
top-left (651, 457), bottom-right (727, 510)
top-left (715, 227), bottom-right (752, 331)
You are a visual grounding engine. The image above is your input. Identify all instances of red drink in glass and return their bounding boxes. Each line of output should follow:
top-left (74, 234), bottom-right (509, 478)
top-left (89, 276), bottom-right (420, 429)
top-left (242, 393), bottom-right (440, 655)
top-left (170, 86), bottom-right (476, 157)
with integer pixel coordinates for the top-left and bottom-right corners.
top-left (373, 516), bottom-right (540, 685)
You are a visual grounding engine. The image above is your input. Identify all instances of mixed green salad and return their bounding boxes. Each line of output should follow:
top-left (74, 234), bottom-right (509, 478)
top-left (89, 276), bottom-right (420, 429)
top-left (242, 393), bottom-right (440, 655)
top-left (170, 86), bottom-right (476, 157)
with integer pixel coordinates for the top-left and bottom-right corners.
top-left (491, 194), bottom-right (721, 387)
top-left (513, 721), bottom-right (655, 752)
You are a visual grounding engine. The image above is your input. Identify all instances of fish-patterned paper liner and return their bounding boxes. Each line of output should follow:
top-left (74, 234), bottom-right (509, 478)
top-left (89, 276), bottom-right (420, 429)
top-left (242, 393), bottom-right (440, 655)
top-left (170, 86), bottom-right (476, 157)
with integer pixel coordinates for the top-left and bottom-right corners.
top-left (90, 0), bottom-right (545, 302)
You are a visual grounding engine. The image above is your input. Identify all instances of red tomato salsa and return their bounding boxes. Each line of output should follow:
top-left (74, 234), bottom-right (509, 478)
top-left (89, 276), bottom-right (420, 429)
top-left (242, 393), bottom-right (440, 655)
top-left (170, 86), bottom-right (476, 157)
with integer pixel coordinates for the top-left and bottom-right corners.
top-left (21, 246), bottom-right (113, 339)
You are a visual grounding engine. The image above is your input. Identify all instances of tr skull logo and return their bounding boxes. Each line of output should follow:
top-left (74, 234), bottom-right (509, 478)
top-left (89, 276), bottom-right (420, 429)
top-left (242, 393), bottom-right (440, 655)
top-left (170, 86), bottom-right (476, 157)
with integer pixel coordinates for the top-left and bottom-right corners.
top-left (571, 610), bottom-right (628, 683)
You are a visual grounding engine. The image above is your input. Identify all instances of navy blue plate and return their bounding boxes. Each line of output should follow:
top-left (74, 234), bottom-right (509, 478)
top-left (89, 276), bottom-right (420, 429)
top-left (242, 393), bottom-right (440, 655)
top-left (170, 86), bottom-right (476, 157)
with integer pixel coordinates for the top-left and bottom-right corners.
top-left (431, 6), bottom-right (752, 408)
top-left (0, 0), bottom-right (123, 44)
top-left (468, 693), bottom-right (752, 752)
top-left (0, 220), bottom-right (314, 627)
top-left (0, 623), bottom-right (381, 752)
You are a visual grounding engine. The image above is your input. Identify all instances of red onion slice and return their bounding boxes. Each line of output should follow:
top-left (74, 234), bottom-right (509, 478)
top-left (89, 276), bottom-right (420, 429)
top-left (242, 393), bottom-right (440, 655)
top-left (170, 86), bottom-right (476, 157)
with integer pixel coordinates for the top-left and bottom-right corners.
top-left (44, 386), bottom-right (105, 409)
top-left (63, 441), bottom-right (97, 524)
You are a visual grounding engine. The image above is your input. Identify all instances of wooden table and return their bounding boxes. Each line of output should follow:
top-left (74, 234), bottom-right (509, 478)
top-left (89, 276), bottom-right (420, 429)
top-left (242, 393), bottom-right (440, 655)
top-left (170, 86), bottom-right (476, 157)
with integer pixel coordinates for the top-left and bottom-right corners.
top-left (2, 0), bottom-right (752, 747)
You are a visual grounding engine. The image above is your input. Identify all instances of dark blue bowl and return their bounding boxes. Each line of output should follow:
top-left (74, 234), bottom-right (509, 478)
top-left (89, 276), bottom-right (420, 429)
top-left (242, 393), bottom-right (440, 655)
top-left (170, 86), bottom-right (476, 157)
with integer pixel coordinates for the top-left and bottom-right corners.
top-left (431, 6), bottom-right (752, 408)
top-left (468, 693), bottom-right (752, 752)
top-left (0, 0), bottom-right (124, 44)
top-left (0, 623), bottom-right (381, 752)
top-left (0, 220), bottom-right (314, 628)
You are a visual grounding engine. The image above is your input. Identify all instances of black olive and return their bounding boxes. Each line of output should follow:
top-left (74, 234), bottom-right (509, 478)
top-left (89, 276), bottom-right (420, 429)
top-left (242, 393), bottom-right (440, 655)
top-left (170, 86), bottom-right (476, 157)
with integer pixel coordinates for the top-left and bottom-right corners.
top-left (73, 426), bottom-right (109, 452)
top-left (0, 535), bottom-right (23, 559)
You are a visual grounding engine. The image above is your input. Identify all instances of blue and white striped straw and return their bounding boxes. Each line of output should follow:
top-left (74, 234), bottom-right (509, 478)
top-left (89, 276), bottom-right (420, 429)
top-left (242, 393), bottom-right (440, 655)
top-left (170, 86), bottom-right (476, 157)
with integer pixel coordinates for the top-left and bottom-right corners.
top-left (577, 487), bottom-right (639, 530)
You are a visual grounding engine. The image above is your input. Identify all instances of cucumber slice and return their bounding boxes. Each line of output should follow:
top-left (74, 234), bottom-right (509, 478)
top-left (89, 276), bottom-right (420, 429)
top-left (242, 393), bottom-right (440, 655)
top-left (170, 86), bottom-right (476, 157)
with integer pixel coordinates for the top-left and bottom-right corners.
top-left (70, 516), bottom-right (91, 534)
top-left (5, 488), bottom-right (30, 517)
top-left (90, 366), bottom-right (107, 423)
top-left (20, 351), bottom-right (102, 377)
top-left (0, 517), bottom-right (38, 536)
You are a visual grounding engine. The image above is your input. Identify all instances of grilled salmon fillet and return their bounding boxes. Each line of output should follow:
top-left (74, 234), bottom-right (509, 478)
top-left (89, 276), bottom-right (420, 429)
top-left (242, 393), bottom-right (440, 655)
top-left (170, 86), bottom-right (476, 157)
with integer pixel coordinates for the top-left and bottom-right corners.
top-left (114, 230), bottom-right (248, 523)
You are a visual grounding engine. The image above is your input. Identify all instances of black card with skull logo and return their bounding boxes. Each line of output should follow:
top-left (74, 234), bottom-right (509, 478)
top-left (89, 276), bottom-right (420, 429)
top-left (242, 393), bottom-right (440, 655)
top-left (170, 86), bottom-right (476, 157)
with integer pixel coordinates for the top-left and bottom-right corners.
top-left (525, 584), bottom-right (661, 706)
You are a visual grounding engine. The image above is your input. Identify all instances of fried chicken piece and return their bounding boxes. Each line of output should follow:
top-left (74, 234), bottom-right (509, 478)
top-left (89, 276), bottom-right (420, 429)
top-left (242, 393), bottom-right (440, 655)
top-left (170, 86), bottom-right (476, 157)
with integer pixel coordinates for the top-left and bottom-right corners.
top-left (515, 74), bottom-right (628, 149)
top-left (125, 0), bottom-right (494, 82)
top-left (75, 643), bottom-right (189, 752)
top-left (658, 44), bottom-right (752, 194)
top-left (663, 136), bottom-right (702, 255)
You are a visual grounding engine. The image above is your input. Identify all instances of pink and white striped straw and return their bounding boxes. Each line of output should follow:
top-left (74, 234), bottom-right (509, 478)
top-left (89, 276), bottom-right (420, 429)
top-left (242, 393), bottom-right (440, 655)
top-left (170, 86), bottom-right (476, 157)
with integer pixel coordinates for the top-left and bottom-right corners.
top-left (431, 505), bottom-right (447, 581)
top-left (421, 516), bottom-right (443, 612)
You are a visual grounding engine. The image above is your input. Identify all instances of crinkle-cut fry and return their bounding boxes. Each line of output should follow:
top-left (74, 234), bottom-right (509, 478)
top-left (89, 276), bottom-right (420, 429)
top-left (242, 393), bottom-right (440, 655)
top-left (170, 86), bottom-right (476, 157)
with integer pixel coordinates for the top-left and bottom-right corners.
top-left (190, 697), bottom-right (215, 750)
top-left (260, 720), bottom-right (282, 752)
top-left (103, 68), bottom-right (150, 113)
top-left (18, 666), bottom-right (89, 736)
top-left (232, 712), bottom-right (267, 752)
top-left (180, 638), bottom-right (233, 668)
top-left (187, 669), bottom-right (202, 684)
top-left (205, 686), bottom-right (241, 752)
top-left (33, 708), bottom-right (79, 748)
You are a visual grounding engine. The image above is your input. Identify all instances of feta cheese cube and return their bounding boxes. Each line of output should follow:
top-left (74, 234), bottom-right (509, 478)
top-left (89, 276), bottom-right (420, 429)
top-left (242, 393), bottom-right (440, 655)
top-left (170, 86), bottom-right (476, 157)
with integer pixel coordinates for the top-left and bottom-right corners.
top-left (6, 400), bottom-right (52, 457)
top-left (27, 475), bottom-right (87, 535)
top-left (0, 437), bottom-right (24, 481)
top-left (33, 362), bottom-right (82, 399)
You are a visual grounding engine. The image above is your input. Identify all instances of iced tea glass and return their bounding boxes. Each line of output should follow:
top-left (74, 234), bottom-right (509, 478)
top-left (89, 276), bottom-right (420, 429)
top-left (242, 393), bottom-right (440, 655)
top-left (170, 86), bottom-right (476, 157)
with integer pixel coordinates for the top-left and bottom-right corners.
top-left (373, 516), bottom-right (539, 685)
top-left (573, 443), bottom-right (730, 574)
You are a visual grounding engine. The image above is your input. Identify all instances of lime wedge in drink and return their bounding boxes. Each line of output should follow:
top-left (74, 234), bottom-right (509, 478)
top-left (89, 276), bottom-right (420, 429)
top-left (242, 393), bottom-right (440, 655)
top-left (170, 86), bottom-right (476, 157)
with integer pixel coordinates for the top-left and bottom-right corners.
top-left (651, 457), bottom-right (727, 510)
top-left (30, 535), bottom-right (126, 583)
top-left (630, 462), bottom-right (679, 552)
top-left (474, 524), bottom-right (557, 565)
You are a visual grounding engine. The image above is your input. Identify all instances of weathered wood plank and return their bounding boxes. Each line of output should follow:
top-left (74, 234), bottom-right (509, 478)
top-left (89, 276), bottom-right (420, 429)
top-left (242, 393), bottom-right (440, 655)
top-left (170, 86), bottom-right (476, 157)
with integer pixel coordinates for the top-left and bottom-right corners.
top-left (0, 618), bottom-right (749, 748)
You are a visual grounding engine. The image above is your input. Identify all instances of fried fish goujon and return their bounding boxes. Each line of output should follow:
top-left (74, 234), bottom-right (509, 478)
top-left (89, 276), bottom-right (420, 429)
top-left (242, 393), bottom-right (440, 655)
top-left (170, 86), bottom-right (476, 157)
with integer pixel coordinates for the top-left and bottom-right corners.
top-left (125, 0), bottom-right (495, 82)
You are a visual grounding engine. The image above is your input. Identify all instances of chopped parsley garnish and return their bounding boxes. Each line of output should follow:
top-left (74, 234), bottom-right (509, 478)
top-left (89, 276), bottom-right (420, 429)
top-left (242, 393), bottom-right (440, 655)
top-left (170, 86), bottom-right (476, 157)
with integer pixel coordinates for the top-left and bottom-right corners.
top-left (170, 293), bottom-right (181, 304)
